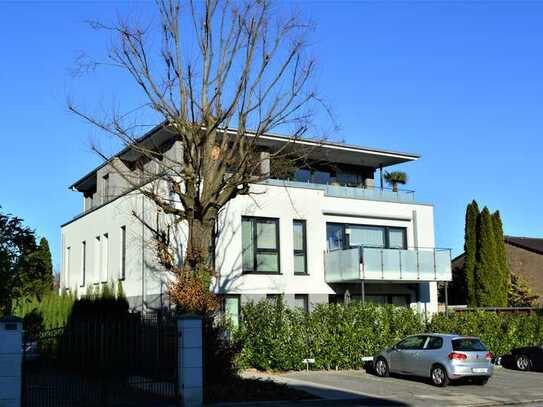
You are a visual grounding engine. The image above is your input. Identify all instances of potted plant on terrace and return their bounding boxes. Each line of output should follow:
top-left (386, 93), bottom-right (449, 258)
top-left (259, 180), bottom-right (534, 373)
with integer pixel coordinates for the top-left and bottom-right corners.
top-left (384, 171), bottom-right (408, 192)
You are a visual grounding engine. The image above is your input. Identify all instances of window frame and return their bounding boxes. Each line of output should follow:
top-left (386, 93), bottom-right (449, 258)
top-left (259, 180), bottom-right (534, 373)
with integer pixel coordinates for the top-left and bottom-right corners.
top-left (424, 336), bottom-right (444, 350)
top-left (293, 219), bottom-right (308, 275)
top-left (395, 335), bottom-right (427, 350)
top-left (242, 216), bottom-right (281, 274)
top-left (80, 241), bottom-right (86, 287)
top-left (223, 294), bottom-right (241, 329)
top-left (294, 294), bottom-right (309, 313)
top-left (326, 223), bottom-right (408, 251)
top-left (119, 226), bottom-right (126, 281)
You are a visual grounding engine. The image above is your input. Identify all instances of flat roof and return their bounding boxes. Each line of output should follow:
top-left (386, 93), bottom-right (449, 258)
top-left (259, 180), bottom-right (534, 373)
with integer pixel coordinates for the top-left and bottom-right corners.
top-left (70, 124), bottom-right (420, 191)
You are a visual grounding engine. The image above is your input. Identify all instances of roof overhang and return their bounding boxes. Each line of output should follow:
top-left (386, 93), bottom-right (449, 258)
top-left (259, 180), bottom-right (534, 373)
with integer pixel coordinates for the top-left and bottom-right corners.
top-left (70, 124), bottom-right (420, 192)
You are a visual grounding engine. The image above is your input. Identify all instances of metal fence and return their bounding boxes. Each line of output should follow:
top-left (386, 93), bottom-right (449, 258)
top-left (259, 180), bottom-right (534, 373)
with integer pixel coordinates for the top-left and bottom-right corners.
top-left (22, 312), bottom-right (179, 406)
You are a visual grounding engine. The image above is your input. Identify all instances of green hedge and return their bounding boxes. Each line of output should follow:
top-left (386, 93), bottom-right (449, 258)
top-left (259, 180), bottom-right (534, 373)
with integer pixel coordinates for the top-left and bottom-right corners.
top-left (235, 300), bottom-right (424, 370)
top-left (428, 311), bottom-right (543, 357)
top-left (13, 292), bottom-right (75, 329)
top-left (234, 300), bottom-right (543, 371)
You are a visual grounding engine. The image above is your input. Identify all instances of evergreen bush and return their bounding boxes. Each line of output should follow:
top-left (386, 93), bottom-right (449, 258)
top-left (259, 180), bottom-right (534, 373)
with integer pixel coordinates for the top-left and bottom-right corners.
top-left (235, 299), bottom-right (543, 371)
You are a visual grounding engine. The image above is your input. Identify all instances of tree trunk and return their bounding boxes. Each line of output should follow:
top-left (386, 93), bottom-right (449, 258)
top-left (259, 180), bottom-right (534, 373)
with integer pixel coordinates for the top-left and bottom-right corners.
top-left (392, 182), bottom-right (398, 192)
top-left (185, 216), bottom-right (215, 270)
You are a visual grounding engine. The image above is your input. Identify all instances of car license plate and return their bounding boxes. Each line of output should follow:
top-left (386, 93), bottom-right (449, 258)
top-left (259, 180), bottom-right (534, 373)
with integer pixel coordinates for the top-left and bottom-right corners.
top-left (472, 368), bottom-right (487, 373)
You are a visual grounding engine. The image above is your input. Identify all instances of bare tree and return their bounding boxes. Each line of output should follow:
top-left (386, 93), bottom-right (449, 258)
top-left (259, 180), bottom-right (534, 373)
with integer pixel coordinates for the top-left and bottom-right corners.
top-left (69, 0), bottom-right (330, 311)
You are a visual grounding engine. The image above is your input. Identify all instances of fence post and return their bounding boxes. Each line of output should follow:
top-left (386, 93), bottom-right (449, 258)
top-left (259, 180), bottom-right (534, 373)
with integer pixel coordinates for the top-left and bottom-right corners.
top-left (177, 314), bottom-right (203, 407)
top-left (0, 316), bottom-right (23, 407)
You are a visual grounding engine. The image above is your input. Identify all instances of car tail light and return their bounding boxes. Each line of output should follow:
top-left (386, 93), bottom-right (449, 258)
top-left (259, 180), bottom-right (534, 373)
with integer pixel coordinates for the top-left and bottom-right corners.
top-left (448, 352), bottom-right (467, 360)
top-left (485, 352), bottom-right (493, 360)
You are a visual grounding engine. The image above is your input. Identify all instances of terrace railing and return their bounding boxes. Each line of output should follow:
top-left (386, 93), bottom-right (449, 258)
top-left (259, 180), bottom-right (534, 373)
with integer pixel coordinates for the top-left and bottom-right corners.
top-left (325, 247), bottom-right (452, 283)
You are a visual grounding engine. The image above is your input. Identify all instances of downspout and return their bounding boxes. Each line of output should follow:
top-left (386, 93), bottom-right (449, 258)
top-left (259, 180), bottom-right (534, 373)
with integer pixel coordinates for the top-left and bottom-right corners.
top-left (379, 165), bottom-right (384, 190)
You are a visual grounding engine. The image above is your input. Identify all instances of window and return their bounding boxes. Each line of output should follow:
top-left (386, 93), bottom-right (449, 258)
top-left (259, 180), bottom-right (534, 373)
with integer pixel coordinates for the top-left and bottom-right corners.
top-left (326, 223), bottom-right (344, 251)
top-left (64, 246), bottom-right (71, 287)
top-left (95, 236), bottom-right (101, 283)
top-left (293, 220), bottom-right (307, 275)
top-left (452, 338), bottom-right (487, 352)
top-left (326, 223), bottom-right (407, 250)
top-left (426, 336), bottom-right (443, 350)
top-left (101, 233), bottom-right (109, 283)
top-left (120, 226), bottom-right (126, 280)
top-left (224, 295), bottom-right (240, 329)
top-left (102, 174), bottom-right (110, 203)
top-left (242, 217), bottom-right (280, 273)
top-left (266, 294), bottom-right (281, 304)
top-left (80, 241), bottom-right (86, 287)
top-left (348, 225), bottom-right (385, 248)
top-left (396, 336), bottom-right (426, 350)
top-left (294, 294), bottom-right (309, 313)
top-left (388, 228), bottom-right (406, 249)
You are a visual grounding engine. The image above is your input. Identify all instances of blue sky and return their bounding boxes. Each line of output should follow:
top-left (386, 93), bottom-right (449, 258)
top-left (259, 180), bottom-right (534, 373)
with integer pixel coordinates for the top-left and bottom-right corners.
top-left (1, 1), bottom-right (543, 269)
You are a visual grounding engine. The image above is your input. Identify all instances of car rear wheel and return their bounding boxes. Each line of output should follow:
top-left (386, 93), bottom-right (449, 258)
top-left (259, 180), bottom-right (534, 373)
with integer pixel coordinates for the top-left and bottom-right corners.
top-left (516, 354), bottom-right (532, 371)
top-left (374, 357), bottom-right (389, 377)
top-left (430, 365), bottom-right (449, 387)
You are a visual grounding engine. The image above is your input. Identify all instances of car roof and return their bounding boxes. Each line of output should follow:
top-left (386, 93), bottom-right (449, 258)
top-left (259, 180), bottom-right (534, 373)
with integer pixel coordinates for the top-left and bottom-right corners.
top-left (409, 333), bottom-right (480, 340)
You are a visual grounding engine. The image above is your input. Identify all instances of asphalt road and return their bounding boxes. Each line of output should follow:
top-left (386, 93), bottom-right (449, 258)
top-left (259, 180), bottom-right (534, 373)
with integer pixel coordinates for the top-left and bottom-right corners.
top-left (244, 367), bottom-right (543, 406)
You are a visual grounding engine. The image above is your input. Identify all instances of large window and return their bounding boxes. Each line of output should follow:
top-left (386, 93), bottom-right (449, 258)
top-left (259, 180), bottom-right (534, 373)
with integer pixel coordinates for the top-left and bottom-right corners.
top-left (326, 223), bottom-right (407, 250)
top-left (293, 220), bottom-right (307, 275)
top-left (242, 217), bottom-right (280, 273)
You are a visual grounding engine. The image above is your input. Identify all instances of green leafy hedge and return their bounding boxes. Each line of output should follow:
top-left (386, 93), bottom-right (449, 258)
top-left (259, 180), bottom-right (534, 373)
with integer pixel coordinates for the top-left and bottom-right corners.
top-left (234, 300), bottom-right (543, 371)
top-left (428, 311), bottom-right (543, 357)
top-left (235, 300), bottom-right (424, 371)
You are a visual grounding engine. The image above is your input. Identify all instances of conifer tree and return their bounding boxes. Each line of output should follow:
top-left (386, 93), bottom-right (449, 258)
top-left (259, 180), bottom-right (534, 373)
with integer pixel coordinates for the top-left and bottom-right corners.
top-left (509, 272), bottom-right (539, 306)
top-left (474, 207), bottom-right (499, 306)
top-left (491, 211), bottom-right (509, 306)
top-left (464, 200), bottom-right (479, 306)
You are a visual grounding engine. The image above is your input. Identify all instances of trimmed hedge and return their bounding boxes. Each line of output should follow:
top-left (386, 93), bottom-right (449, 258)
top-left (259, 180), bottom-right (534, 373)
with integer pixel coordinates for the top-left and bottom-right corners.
top-left (235, 300), bottom-right (424, 370)
top-left (428, 311), bottom-right (543, 357)
top-left (235, 300), bottom-right (543, 371)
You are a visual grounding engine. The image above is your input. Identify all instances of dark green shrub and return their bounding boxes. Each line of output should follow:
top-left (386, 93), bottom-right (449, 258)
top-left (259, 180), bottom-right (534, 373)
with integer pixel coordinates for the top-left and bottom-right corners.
top-left (236, 300), bottom-right (543, 371)
top-left (14, 291), bottom-right (75, 329)
top-left (235, 300), bottom-right (424, 371)
top-left (429, 311), bottom-right (543, 356)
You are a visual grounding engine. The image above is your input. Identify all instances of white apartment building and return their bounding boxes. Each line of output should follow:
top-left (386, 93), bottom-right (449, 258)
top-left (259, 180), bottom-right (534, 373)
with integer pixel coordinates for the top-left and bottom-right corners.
top-left (60, 127), bottom-right (452, 324)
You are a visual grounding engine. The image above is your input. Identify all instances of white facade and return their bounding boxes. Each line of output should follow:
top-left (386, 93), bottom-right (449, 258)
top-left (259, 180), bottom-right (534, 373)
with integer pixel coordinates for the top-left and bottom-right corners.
top-left (60, 131), bottom-right (449, 317)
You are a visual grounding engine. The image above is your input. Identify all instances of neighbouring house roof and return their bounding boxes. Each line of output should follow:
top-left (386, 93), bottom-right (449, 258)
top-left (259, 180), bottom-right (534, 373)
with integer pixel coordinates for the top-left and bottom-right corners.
top-left (504, 236), bottom-right (543, 256)
top-left (452, 235), bottom-right (543, 268)
top-left (69, 124), bottom-right (420, 192)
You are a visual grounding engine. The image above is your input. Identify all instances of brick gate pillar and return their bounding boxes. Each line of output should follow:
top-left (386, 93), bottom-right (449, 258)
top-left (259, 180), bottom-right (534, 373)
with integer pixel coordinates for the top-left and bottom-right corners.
top-left (177, 314), bottom-right (203, 407)
top-left (0, 316), bottom-right (23, 407)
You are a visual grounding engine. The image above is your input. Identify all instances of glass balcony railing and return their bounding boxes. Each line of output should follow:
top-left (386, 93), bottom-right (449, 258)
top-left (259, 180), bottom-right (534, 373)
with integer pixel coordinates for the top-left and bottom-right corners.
top-left (324, 247), bottom-right (452, 283)
top-left (263, 178), bottom-right (415, 203)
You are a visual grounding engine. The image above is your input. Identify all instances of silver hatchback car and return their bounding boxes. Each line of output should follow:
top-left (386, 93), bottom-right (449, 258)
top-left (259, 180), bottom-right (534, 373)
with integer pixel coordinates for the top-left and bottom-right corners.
top-left (374, 334), bottom-right (493, 386)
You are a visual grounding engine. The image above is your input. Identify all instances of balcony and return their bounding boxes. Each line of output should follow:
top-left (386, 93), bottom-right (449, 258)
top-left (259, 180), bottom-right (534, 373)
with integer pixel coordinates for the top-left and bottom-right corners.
top-left (324, 247), bottom-right (452, 283)
top-left (263, 178), bottom-right (415, 203)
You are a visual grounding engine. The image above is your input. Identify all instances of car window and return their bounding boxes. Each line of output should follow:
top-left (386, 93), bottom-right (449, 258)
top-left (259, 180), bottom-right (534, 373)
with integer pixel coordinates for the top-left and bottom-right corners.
top-left (425, 336), bottom-right (443, 350)
top-left (452, 338), bottom-right (487, 351)
top-left (396, 336), bottom-right (426, 350)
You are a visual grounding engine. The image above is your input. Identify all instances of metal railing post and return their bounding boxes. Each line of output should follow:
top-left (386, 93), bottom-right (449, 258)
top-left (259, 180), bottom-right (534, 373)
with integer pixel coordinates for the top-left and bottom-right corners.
top-left (381, 249), bottom-right (384, 280)
top-left (398, 249), bottom-right (402, 280)
top-left (433, 248), bottom-right (437, 280)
